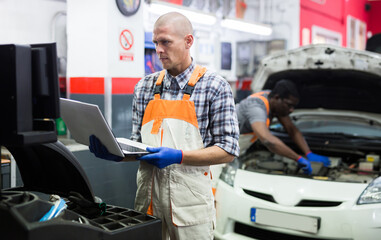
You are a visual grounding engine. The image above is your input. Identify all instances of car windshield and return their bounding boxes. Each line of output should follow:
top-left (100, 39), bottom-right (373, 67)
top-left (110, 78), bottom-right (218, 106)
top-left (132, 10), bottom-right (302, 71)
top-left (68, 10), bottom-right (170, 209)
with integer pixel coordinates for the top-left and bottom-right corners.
top-left (270, 116), bottom-right (381, 139)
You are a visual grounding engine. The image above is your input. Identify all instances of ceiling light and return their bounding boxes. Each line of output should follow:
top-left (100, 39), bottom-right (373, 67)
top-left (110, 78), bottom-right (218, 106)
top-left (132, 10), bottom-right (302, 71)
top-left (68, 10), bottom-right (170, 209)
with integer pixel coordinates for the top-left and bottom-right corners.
top-left (221, 18), bottom-right (272, 36)
top-left (149, 2), bottom-right (216, 26)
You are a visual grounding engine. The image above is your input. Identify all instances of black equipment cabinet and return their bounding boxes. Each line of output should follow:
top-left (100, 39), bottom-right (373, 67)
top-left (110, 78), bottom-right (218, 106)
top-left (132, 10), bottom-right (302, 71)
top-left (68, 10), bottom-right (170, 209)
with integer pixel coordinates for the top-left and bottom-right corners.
top-left (0, 141), bottom-right (162, 240)
top-left (0, 43), bottom-right (161, 239)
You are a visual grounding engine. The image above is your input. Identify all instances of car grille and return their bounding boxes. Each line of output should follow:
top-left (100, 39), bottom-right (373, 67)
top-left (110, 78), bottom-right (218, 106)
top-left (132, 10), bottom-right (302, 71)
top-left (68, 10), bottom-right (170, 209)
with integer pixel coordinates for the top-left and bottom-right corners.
top-left (296, 199), bottom-right (342, 207)
top-left (234, 222), bottom-right (352, 240)
top-left (243, 189), bottom-right (342, 207)
top-left (243, 189), bottom-right (276, 203)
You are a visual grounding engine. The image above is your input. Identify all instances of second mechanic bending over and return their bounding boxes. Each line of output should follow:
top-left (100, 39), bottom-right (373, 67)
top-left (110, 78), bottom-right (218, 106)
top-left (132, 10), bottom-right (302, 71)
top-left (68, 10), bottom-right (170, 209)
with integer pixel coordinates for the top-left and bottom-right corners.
top-left (236, 79), bottom-right (330, 175)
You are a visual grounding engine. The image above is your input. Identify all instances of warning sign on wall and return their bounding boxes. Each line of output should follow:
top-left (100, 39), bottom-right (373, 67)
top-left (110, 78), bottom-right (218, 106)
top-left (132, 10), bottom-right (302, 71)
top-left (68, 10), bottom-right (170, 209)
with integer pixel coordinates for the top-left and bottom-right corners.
top-left (120, 29), bottom-right (134, 50)
top-left (119, 29), bottom-right (134, 61)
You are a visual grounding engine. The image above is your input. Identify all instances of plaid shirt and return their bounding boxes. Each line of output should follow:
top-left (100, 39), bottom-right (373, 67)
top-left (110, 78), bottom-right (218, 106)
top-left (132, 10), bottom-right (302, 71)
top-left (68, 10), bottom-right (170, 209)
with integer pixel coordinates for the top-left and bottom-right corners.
top-left (131, 62), bottom-right (239, 157)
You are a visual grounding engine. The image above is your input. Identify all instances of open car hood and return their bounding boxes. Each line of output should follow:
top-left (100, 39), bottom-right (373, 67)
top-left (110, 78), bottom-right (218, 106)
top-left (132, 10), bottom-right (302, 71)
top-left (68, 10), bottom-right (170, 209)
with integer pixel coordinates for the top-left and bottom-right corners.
top-left (290, 108), bottom-right (381, 126)
top-left (251, 44), bottom-right (381, 114)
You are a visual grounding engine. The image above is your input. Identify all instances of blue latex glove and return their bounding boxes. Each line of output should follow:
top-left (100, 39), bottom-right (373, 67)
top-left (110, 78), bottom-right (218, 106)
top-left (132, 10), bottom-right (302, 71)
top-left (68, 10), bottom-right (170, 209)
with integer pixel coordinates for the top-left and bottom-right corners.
top-left (138, 147), bottom-right (183, 169)
top-left (89, 135), bottom-right (123, 162)
top-left (297, 156), bottom-right (312, 175)
top-left (306, 152), bottom-right (330, 167)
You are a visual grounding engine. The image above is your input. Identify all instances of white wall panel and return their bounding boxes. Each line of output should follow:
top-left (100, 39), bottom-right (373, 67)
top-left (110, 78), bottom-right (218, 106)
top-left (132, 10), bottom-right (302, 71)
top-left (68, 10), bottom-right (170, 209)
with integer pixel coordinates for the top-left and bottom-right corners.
top-left (0, 0), bottom-right (66, 44)
top-left (67, 0), bottom-right (144, 78)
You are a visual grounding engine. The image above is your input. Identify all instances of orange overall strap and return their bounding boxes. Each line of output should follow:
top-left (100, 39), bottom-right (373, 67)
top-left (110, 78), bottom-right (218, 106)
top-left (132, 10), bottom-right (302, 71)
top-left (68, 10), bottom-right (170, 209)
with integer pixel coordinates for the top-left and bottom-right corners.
top-left (182, 65), bottom-right (207, 101)
top-left (154, 70), bottom-right (166, 100)
top-left (250, 91), bottom-right (270, 127)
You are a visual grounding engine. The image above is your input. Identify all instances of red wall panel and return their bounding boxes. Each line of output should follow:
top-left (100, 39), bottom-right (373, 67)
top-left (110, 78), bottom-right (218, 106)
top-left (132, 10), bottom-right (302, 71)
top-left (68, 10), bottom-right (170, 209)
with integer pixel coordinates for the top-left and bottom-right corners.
top-left (158, 0), bottom-right (183, 5)
top-left (368, 1), bottom-right (381, 34)
top-left (112, 77), bottom-right (141, 94)
top-left (300, 3), bottom-right (344, 46)
top-left (300, 0), bottom-right (344, 21)
top-left (70, 77), bottom-right (104, 94)
top-left (345, 0), bottom-right (369, 21)
top-left (300, 0), bottom-right (371, 47)
top-left (69, 77), bottom-right (142, 95)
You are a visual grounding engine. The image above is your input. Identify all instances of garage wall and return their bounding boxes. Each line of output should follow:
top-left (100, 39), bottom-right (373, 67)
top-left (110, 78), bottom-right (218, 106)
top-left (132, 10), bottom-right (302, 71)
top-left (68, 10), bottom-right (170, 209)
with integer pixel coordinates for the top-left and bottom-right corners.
top-left (269, 0), bottom-right (300, 49)
top-left (0, 0), bottom-right (143, 208)
top-left (0, 0), bottom-right (66, 44)
top-left (367, 0), bottom-right (381, 35)
top-left (300, 0), bottom-right (344, 45)
top-left (299, 0), bottom-right (371, 48)
top-left (66, 0), bottom-right (145, 208)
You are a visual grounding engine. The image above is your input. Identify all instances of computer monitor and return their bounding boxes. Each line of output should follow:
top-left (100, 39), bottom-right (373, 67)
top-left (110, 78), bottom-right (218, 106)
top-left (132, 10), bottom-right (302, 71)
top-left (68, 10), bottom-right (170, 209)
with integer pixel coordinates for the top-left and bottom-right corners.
top-left (31, 43), bottom-right (60, 119)
top-left (0, 43), bottom-right (60, 146)
top-left (221, 42), bottom-right (232, 70)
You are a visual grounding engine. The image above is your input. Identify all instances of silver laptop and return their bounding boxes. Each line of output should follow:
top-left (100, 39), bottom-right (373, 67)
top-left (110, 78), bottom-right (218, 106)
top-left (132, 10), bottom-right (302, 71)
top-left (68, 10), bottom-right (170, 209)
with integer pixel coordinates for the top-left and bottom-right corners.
top-left (60, 98), bottom-right (150, 157)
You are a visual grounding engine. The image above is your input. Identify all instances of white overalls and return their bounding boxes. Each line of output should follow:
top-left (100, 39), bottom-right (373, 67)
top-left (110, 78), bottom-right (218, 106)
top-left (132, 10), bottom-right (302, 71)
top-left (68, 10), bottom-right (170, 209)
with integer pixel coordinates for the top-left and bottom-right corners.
top-left (238, 91), bottom-right (271, 156)
top-left (135, 66), bottom-right (215, 240)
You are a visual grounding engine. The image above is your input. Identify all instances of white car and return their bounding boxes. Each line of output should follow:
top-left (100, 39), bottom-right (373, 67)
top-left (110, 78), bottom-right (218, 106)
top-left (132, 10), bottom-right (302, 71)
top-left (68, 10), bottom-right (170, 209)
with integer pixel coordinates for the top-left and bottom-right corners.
top-left (214, 44), bottom-right (381, 240)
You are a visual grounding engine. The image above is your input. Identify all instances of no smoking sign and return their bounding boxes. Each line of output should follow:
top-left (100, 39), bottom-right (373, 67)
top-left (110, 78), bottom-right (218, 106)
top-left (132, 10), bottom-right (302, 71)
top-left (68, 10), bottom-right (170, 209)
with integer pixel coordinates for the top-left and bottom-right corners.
top-left (119, 29), bottom-right (134, 51)
top-left (119, 29), bottom-right (134, 61)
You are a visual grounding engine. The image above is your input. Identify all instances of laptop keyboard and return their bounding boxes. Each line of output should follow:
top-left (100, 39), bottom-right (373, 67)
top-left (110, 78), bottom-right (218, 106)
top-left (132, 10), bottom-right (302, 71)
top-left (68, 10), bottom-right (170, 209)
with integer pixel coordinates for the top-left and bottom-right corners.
top-left (119, 142), bottom-right (148, 153)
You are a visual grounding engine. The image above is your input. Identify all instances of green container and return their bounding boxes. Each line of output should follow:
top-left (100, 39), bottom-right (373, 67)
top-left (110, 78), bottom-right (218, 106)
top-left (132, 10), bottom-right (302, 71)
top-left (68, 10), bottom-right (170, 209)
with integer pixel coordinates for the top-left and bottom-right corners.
top-left (56, 118), bottom-right (67, 135)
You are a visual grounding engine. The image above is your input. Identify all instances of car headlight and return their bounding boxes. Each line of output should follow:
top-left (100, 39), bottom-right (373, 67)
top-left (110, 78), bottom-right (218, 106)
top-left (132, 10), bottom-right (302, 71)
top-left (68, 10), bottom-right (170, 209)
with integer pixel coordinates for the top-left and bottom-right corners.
top-left (219, 158), bottom-right (239, 187)
top-left (357, 176), bottom-right (381, 205)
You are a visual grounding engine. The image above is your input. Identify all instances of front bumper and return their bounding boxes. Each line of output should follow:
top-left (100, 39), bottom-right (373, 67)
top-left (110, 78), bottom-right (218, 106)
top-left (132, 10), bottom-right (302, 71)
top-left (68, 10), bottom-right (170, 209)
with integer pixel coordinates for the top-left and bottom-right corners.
top-left (214, 176), bottom-right (381, 240)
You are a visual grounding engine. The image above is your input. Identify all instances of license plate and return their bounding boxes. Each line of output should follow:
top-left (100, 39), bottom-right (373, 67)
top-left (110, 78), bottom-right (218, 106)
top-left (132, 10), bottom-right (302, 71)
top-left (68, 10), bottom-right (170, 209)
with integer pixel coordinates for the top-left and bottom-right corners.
top-left (251, 208), bottom-right (320, 234)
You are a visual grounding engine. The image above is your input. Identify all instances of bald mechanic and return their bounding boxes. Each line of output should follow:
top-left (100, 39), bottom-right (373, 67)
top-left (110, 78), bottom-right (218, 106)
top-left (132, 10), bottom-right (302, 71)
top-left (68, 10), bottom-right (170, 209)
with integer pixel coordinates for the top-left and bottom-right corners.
top-left (236, 80), bottom-right (330, 175)
top-left (89, 12), bottom-right (239, 240)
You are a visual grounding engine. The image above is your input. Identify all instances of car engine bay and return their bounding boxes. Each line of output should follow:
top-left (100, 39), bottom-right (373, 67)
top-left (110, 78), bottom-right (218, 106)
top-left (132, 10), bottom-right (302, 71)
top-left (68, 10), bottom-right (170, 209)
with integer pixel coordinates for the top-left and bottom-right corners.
top-left (240, 147), bottom-right (381, 184)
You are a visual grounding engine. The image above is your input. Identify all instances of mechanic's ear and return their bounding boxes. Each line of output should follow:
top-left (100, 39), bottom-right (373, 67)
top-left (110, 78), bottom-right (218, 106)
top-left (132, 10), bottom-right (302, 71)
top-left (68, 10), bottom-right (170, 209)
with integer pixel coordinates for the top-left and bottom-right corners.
top-left (184, 34), bottom-right (193, 49)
